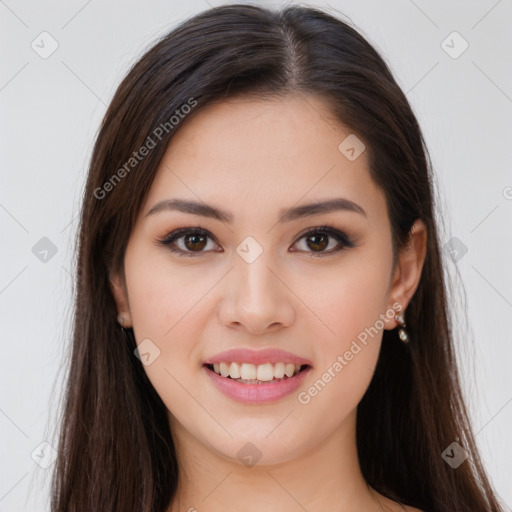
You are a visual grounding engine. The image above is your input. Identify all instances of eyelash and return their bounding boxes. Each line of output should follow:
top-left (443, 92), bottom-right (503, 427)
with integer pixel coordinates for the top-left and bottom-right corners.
top-left (157, 225), bottom-right (355, 258)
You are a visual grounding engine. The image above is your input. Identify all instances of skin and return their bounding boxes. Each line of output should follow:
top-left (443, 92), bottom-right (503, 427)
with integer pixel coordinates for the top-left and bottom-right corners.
top-left (111, 94), bottom-right (427, 512)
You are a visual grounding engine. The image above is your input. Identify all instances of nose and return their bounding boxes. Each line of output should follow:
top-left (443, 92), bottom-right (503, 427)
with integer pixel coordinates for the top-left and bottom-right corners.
top-left (218, 251), bottom-right (295, 336)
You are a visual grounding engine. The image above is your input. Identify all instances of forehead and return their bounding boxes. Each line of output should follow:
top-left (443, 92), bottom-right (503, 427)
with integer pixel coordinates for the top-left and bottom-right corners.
top-left (142, 94), bottom-right (385, 226)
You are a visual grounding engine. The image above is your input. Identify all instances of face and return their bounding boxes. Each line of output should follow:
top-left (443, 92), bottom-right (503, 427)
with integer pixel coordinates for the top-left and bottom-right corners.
top-left (111, 94), bottom-right (425, 466)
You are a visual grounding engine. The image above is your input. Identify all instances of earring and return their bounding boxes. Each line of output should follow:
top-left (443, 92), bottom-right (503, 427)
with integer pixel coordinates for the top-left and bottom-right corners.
top-left (117, 313), bottom-right (126, 327)
top-left (395, 311), bottom-right (409, 343)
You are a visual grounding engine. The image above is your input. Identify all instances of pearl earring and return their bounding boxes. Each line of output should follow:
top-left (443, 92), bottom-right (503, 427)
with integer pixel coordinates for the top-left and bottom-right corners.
top-left (395, 311), bottom-right (409, 343)
top-left (117, 313), bottom-right (125, 326)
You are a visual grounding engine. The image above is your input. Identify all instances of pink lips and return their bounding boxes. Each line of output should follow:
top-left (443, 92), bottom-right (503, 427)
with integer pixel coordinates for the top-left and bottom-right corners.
top-left (203, 348), bottom-right (313, 404)
top-left (203, 365), bottom-right (311, 404)
top-left (203, 348), bottom-right (312, 366)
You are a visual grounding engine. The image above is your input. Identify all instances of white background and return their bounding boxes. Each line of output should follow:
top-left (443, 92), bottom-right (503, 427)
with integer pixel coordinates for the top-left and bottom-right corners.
top-left (1, 0), bottom-right (511, 510)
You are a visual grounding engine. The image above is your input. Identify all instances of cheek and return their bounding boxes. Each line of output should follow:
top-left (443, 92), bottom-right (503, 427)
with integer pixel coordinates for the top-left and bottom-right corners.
top-left (124, 245), bottom-right (212, 394)
top-left (295, 287), bottom-right (384, 442)
top-left (304, 253), bottom-right (391, 347)
top-left (296, 254), bottom-right (390, 409)
top-left (124, 252), bottom-right (211, 416)
top-left (126, 243), bottom-right (206, 338)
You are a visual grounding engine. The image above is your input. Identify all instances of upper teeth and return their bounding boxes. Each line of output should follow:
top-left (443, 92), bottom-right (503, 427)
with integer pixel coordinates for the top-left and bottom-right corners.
top-left (212, 362), bottom-right (302, 381)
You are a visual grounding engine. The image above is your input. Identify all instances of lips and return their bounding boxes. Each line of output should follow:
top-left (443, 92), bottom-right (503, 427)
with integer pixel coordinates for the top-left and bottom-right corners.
top-left (203, 348), bottom-right (312, 367)
top-left (202, 348), bottom-right (313, 404)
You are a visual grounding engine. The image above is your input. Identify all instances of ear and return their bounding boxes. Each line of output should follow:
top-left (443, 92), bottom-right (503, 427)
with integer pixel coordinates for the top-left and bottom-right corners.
top-left (109, 271), bottom-right (132, 328)
top-left (385, 219), bottom-right (427, 329)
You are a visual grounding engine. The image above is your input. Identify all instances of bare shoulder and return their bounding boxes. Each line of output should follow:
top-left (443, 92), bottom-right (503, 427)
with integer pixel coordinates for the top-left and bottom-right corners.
top-left (393, 503), bottom-right (424, 512)
top-left (381, 495), bottom-right (424, 512)
top-left (388, 504), bottom-right (424, 512)
top-left (371, 489), bottom-right (424, 512)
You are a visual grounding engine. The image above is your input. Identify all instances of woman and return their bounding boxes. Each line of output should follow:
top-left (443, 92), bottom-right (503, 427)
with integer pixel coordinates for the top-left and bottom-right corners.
top-left (51, 4), bottom-right (504, 511)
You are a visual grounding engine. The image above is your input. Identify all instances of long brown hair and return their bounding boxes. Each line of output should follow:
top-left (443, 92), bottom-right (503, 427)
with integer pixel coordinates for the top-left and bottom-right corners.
top-left (51, 4), bottom-right (504, 511)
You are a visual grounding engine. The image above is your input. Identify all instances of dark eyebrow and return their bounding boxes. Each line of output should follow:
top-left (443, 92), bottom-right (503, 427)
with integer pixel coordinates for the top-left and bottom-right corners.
top-left (145, 197), bottom-right (367, 223)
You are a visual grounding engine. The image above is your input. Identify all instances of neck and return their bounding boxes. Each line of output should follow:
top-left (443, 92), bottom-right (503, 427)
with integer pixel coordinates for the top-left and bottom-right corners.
top-left (167, 409), bottom-right (384, 512)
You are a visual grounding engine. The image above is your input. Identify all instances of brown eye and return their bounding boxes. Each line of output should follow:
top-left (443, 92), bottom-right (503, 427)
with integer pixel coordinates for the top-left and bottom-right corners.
top-left (183, 233), bottom-right (208, 251)
top-left (159, 228), bottom-right (218, 257)
top-left (293, 226), bottom-right (354, 256)
top-left (304, 232), bottom-right (329, 252)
